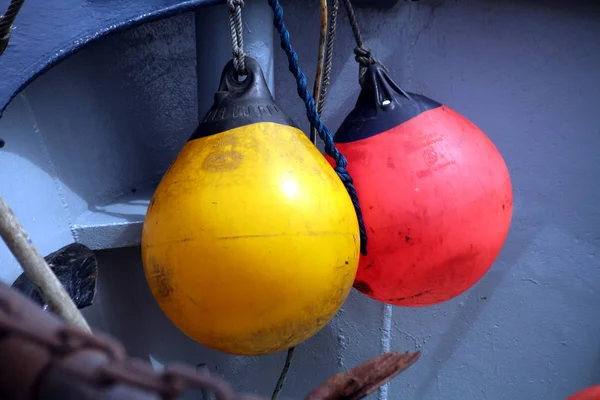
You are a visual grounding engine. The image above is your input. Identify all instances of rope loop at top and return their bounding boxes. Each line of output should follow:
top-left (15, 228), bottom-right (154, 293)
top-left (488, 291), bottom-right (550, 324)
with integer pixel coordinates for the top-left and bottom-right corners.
top-left (227, 0), bottom-right (246, 77)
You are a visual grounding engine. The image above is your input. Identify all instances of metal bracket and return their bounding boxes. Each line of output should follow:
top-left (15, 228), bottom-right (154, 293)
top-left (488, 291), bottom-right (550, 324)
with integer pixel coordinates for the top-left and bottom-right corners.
top-left (0, 0), bottom-right (221, 118)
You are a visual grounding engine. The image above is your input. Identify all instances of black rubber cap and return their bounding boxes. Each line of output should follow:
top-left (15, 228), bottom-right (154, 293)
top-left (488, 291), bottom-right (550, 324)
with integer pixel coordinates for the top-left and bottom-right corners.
top-left (189, 56), bottom-right (296, 141)
top-left (334, 63), bottom-right (442, 143)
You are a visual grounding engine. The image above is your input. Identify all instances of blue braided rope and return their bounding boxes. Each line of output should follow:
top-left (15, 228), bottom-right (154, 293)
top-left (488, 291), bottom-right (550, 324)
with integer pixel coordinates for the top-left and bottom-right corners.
top-left (268, 0), bottom-right (368, 255)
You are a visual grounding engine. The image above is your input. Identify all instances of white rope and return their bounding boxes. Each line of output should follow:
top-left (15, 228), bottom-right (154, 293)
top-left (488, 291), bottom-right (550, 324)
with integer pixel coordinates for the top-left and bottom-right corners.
top-left (227, 0), bottom-right (246, 76)
top-left (0, 194), bottom-right (91, 333)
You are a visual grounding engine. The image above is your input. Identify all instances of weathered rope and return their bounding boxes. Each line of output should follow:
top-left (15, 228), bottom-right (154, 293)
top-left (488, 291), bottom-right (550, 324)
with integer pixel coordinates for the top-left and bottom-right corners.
top-left (0, 0), bottom-right (25, 56)
top-left (0, 194), bottom-right (91, 332)
top-left (318, 0), bottom-right (339, 116)
top-left (227, 0), bottom-right (246, 76)
top-left (310, 0), bottom-right (328, 144)
top-left (271, 347), bottom-right (295, 400)
top-left (341, 0), bottom-right (379, 84)
top-left (311, 0), bottom-right (340, 144)
top-left (268, 0), bottom-right (368, 255)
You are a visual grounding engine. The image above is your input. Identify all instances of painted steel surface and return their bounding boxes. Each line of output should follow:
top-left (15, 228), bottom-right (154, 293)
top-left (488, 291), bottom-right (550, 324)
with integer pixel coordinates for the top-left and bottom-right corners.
top-left (0, 0), bottom-right (219, 117)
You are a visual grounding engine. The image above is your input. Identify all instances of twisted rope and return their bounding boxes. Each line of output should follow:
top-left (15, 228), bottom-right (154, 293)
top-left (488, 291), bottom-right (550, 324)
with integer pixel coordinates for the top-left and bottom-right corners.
top-left (275, 3), bottom-right (341, 396)
top-left (0, 194), bottom-right (91, 332)
top-left (310, 0), bottom-right (339, 144)
top-left (271, 347), bottom-right (295, 400)
top-left (310, 0), bottom-right (328, 144)
top-left (0, 0), bottom-right (24, 35)
top-left (318, 0), bottom-right (339, 116)
top-left (227, 0), bottom-right (246, 76)
top-left (268, 0), bottom-right (368, 255)
top-left (0, 0), bottom-right (25, 56)
top-left (341, 0), bottom-right (378, 83)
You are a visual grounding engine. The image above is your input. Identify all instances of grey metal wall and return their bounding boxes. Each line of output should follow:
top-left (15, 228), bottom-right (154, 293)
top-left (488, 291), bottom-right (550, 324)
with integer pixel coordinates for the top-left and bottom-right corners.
top-left (1, 0), bottom-right (599, 399)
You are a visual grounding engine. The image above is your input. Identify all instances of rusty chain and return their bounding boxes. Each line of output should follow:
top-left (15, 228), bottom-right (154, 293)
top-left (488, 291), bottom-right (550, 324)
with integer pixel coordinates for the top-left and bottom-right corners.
top-left (0, 280), bottom-right (252, 400)
top-left (0, 279), bottom-right (420, 399)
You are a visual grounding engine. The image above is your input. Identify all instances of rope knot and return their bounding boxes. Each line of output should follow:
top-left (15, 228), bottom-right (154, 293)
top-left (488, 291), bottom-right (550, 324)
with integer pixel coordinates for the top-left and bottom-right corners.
top-left (231, 47), bottom-right (244, 58)
top-left (354, 46), bottom-right (374, 67)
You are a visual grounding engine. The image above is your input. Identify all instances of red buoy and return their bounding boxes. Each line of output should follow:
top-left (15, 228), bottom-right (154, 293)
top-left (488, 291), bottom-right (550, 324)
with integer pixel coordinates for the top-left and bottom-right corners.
top-left (568, 385), bottom-right (600, 400)
top-left (328, 64), bottom-right (513, 306)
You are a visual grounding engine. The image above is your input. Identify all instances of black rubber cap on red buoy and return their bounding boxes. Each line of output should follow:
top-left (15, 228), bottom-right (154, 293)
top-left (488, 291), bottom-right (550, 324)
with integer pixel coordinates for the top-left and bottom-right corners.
top-left (334, 63), bottom-right (441, 144)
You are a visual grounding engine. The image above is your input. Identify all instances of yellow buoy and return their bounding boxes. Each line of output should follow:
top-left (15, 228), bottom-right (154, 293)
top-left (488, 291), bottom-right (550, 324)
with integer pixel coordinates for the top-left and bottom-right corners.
top-left (141, 57), bottom-right (360, 356)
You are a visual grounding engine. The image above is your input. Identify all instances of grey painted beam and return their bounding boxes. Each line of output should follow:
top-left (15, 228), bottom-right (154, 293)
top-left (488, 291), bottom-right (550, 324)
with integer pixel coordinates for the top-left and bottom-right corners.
top-left (72, 0), bottom-right (275, 250)
top-left (0, 0), bottom-right (222, 117)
